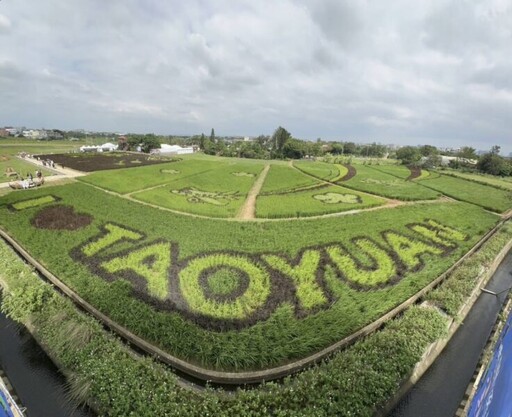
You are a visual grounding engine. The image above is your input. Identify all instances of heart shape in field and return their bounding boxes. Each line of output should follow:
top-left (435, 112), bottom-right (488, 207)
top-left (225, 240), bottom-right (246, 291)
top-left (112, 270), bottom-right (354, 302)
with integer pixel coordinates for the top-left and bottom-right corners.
top-left (31, 205), bottom-right (93, 230)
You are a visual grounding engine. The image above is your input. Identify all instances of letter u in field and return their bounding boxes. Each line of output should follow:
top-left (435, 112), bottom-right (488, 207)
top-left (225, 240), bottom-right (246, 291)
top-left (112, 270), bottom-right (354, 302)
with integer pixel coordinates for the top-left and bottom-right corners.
top-left (326, 238), bottom-right (397, 287)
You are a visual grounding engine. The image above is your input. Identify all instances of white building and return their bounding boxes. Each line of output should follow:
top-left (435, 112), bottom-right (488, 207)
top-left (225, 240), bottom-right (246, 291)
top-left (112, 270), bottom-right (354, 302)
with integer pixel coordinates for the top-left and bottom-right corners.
top-left (156, 144), bottom-right (194, 155)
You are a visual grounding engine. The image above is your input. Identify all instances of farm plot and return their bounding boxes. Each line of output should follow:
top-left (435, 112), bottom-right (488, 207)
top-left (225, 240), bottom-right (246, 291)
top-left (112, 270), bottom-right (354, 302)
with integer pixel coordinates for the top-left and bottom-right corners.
top-left (132, 161), bottom-right (264, 217)
top-left (256, 184), bottom-right (384, 218)
top-left (418, 174), bottom-right (512, 213)
top-left (79, 158), bottom-right (220, 194)
top-left (0, 182), bottom-right (498, 371)
top-left (293, 161), bottom-right (347, 181)
top-left (260, 165), bottom-right (321, 194)
top-left (36, 152), bottom-right (178, 172)
top-left (438, 170), bottom-right (512, 191)
top-left (342, 164), bottom-right (440, 200)
top-left (368, 164), bottom-right (421, 180)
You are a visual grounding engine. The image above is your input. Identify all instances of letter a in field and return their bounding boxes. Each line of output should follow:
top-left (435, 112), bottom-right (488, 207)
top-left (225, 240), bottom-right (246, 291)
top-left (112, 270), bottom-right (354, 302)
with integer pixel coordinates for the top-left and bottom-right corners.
top-left (409, 219), bottom-right (467, 248)
top-left (101, 242), bottom-right (172, 300)
top-left (262, 250), bottom-right (327, 311)
top-left (383, 232), bottom-right (443, 271)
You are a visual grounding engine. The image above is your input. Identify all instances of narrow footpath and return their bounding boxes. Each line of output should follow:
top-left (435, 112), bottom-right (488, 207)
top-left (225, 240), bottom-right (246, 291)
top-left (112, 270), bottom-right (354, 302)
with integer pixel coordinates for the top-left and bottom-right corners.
top-left (236, 164), bottom-right (270, 220)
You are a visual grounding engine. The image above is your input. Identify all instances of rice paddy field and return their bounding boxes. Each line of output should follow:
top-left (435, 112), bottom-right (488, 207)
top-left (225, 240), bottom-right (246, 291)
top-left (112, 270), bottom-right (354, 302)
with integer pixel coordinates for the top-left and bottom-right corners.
top-left (341, 163), bottom-right (441, 200)
top-left (1, 147), bottom-right (512, 415)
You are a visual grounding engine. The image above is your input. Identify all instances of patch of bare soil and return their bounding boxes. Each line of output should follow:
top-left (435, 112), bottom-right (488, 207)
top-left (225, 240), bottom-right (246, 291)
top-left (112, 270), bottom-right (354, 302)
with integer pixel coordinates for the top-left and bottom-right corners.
top-left (406, 166), bottom-right (421, 181)
top-left (338, 164), bottom-right (357, 181)
top-left (35, 152), bottom-right (179, 172)
top-left (31, 205), bottom-right (93, 230)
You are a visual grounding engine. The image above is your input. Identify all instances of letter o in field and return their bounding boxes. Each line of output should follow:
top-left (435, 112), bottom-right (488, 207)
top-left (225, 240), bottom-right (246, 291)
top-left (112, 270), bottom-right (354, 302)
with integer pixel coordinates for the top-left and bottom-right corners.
top-left (179, 254), bottom-right (271, 320)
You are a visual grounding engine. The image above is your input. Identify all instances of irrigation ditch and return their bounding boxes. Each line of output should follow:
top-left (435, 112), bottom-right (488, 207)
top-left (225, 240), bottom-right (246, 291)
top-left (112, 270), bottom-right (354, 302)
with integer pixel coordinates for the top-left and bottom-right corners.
top-left (0, 217), bottom-right (510, 389)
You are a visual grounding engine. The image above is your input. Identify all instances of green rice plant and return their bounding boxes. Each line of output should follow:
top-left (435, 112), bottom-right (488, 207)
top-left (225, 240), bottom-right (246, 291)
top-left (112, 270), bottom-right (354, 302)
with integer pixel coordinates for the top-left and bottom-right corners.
top-left (78, 157), bottom-right (221, 194)
top-left (326, 239), bottom-right (397, 286)
top-left (293, 161), bottom-right (346, 181)
top-left (263, 249), bottom-right (327, 311)
top-left (179, 254), bottom-right (271, 320)
top-left (102, 242), bottom-right (172, 300)
top-left (11, 195), bottom-right (57, 210)
top-left (207, 268), bottom-right (241, 295)
top-left (417, 174), bottom-right (512, 213)
top-left (366, 164), bottom-right (411, 180)
top-left (0, 181), bottom-right (499, 371)
top-left (256, 185), bottom-right (384, 218)
top-left (260, 165), bottom-right (320, 194)
top-left (383, 232), bottom-right (444, 270)
top-left (82, 223), bottom-right (142, 257)
top-left (409, 219), bottom-right (467, 247)
top-left (342, 164), bottom-right (440, 200)
top-left (438, 170), bottom-right (512, 191)
top-left (132, 161), bottom-right (264, 217)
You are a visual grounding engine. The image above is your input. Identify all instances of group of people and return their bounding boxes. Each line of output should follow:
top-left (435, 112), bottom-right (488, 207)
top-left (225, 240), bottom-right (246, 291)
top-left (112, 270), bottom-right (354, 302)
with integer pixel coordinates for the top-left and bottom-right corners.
top-left (18, 170), bottom-right (43, 189)
top-left (39, 158), bottom-right (55, 168)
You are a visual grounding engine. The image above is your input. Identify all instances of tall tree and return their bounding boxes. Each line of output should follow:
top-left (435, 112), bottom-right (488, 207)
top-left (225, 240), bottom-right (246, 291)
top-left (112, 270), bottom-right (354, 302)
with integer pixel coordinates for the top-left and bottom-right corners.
top-left (490, 145), bottom-right (501, 155)
top-left (458, 146), bottom-right (477, 160)
top-left (396, 146), bottom-right (421, 165)
top-left (420, 145), bottom-right (438, 157)
top-left (199, 133), bottom-right (206, 150)
top-left (210, 128), bottom-right (216, 144)
top-left (271, 126), bottom-right (291, 158)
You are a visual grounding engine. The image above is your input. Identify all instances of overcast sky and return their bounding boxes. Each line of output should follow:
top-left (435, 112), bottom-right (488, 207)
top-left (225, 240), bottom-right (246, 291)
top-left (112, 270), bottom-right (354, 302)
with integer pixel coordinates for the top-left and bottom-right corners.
top-left (1, 1), bottom-right (511, 154)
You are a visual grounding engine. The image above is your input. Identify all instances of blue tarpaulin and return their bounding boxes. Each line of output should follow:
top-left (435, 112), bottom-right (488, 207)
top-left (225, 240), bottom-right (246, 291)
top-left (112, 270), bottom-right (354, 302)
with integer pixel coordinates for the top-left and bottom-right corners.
top-left (468, 309), bottom-right (512, 417)
top-left (0, 389), bottom-right (16, 417)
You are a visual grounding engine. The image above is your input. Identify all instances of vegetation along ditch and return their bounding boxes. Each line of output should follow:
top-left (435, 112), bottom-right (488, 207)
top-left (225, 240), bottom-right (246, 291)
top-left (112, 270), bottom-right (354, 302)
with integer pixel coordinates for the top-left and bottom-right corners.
top-left (1, 216), bottom-right (511, 416)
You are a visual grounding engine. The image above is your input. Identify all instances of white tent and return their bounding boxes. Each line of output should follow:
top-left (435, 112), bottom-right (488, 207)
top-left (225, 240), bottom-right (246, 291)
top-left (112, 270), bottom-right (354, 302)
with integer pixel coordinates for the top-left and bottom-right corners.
top-left (159, 144), bottom-right (194, 155)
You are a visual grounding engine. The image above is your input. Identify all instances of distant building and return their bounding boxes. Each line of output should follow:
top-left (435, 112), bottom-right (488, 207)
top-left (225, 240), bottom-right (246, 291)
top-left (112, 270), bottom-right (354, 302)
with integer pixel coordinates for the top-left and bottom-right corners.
top-left (22, 129), bottom-right (47, 139)
top-left (439, 155), bottom-right (477, 166)
top-left (154, 144), bottom-right (194, 155)
top-left (0, 128), bottom-right (9, 137)
top-left (79, 142), bottom-right (118, 152)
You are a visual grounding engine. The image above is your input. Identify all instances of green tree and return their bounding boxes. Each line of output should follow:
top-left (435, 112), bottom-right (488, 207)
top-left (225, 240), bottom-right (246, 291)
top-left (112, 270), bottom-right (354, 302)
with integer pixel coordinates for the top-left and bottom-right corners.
top-left (343, 142), bottom-right (357, 155)
top-left (396, 146), bottom-right (421, 165)
top-left (210, 128), bottom-right (216, 144)
top-left (420, 145), bottom-right (438, 157)
top-left (283, 138), bottom-right (305, 159)
top-left (199, 133), bottom-right (206, 150)
top-left (477, 152), bottom-right (511, 176)
top-left (458, 146), bottom-right (477, 160)
top-left (271, 126), bottom-right (291, 158)
top-left (490, 145), bottom-right (501, 155)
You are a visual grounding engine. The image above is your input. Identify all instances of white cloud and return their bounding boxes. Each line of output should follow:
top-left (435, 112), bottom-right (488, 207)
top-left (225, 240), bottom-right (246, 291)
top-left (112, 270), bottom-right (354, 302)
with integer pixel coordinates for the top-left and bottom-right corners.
top-left (0, 0), bottom-right (510, 154)
top-left (0, 14), bottom-right (11, 33)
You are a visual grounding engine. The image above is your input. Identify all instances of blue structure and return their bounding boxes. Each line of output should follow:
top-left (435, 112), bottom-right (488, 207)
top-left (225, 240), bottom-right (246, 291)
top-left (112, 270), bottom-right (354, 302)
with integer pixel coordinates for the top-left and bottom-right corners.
top-left (469, 309), bottom-right (512, 417)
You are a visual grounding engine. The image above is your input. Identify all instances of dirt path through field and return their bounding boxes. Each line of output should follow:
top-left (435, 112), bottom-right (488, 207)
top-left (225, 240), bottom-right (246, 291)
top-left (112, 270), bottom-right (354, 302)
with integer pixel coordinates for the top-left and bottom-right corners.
top-left (236, 164), bottom-right (270, 219)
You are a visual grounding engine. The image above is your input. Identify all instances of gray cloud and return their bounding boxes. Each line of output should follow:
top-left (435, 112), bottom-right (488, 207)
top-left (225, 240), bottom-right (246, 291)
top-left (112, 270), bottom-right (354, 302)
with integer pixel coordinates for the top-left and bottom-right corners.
top-left (0, 0), bottom-right (511, 154)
